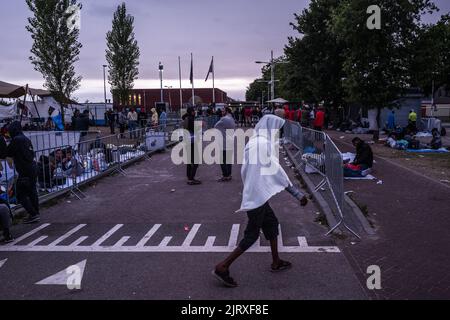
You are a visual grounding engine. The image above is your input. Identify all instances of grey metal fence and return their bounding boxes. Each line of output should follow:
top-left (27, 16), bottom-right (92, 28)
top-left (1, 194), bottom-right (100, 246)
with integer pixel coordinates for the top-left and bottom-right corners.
top-left (0, 121), bottom-right (182, 211)
top-left (284, 120), bottom-right (360, 238)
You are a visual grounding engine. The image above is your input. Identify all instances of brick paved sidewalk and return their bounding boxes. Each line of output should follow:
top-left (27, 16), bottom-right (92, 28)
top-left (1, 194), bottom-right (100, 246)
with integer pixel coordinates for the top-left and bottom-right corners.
top-left (331, 134), bottom-right (450, 299)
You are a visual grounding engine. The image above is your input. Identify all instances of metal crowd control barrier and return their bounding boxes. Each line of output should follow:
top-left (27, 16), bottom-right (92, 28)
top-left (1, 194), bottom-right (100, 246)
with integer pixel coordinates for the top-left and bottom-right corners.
top-left (0, 121), bottom-right (183, 211)
top-left (284, 121), bottom-right (360, 238)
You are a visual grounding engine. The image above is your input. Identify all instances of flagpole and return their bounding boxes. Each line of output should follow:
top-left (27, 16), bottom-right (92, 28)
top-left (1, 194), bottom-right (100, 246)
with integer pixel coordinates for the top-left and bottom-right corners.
top-left (191, 53), bottom-right (195, 107)
top-left (178, 56), bottom-right (182, 111)
top-left (212, 56), bottom-right (216, 105)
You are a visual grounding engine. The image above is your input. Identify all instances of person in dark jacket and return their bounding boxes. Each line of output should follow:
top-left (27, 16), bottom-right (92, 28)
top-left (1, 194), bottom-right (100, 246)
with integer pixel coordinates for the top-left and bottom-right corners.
top-left (78, 110), bottom-right (90, 136)
top-left (0, 122), bottom-right (40, 224)
top-left (183, 107), bottom-right (201, 185)
top-left (352, 137), bottom-right (374, 168)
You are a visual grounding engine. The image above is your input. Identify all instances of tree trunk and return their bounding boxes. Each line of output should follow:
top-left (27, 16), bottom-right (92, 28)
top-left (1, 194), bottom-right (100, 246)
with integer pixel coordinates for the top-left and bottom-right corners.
top-left (373, 106), bottom-right (381, 142)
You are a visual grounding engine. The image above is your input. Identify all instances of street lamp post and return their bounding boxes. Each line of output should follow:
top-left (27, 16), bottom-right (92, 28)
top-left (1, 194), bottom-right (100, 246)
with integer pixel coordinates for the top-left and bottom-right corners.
top-left (103, 65), bottom-right (107, 110)
top-left (159, 62), bottom-right (164, 104)
top-left (256, 50), bottom-right (280, 101)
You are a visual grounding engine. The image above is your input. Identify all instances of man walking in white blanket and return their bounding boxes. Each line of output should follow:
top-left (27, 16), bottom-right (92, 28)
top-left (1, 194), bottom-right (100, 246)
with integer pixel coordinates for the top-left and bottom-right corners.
top-left (212, 115), bottom-right (308, 288)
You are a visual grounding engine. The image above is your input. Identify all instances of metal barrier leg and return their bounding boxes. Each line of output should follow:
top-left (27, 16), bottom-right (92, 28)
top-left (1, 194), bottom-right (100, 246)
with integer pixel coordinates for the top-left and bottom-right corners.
top-left (314, 178), bottom-right (327, 192)
top-left (69, 178), bottom-right (87, 200)
top-left (326, 180), bottom-right (361, 239)
top-left (110, 135), bottom-right (127, 176)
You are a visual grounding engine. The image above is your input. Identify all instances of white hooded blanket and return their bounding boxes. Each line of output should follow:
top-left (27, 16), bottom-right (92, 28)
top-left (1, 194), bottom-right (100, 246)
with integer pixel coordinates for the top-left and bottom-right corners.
top-left (238, 115), bottom-right (293, 212)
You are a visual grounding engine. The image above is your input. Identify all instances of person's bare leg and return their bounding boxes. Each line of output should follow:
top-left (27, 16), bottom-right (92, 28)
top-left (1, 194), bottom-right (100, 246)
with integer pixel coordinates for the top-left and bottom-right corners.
top-left (270, 238), bottom-right (281, 268)
top-left (216, 247), bottom-right (245, 273)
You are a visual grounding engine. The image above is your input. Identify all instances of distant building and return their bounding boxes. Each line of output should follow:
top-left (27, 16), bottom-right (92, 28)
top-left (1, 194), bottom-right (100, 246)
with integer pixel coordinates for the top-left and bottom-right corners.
top-left (421, 86), bottom-right (450, 121)
top-left (113, 88), bottom-right (229, 112)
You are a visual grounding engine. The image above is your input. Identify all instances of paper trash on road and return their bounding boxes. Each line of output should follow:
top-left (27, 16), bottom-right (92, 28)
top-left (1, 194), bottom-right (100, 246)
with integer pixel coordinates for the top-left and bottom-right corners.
top-left (377, 180), bottom-right (383, 185)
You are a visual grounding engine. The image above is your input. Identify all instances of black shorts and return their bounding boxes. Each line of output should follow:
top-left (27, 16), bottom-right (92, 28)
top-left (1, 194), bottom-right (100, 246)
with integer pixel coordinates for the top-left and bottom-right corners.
top-left (239, 202), bottom-right (279, 251)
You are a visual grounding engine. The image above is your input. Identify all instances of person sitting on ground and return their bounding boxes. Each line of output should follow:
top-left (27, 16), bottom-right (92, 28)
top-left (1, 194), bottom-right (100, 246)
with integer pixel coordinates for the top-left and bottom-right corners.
top-left (430, 128), bottom-right (443, 150)
top-left (63, 150), bottom-right (85, 178)
top-left (344, 137), bottom-right (374, 177)
top-left (213, 115), bottom-right (309, 288)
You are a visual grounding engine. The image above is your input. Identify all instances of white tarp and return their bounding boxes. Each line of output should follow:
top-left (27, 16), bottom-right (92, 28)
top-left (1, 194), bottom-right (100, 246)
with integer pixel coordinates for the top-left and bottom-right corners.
top-left (14, 96), bottom-right (77, 123)
top-left (0, 104), bottom-right (16, 120)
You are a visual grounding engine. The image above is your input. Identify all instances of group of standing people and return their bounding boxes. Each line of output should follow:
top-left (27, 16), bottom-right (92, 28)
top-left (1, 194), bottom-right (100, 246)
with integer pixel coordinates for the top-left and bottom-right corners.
top-left (275, 105), bottom-right (326, 131)
top-left (182, 107), bottom-right (236, 185)
top-left (106, 108), bottom-right (167, 138)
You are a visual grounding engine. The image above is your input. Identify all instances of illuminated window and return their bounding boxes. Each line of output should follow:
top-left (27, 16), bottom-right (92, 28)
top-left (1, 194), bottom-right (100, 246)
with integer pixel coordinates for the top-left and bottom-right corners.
top-left (134, 94), bottom-right (137, 105)
top-left (138, 94), bottom-right (142, 105)
top-left (129, 95), bottom-right (132, 105)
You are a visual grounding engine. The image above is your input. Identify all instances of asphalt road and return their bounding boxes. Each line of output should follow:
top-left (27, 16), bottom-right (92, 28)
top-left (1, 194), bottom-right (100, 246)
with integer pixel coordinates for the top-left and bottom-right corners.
top-left (0, 149), bottom-right (367, 300)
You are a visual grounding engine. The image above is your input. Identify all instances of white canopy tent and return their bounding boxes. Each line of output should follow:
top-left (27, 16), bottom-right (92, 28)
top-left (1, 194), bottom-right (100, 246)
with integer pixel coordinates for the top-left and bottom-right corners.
top-left (267, 98), bottom-right (289, 104)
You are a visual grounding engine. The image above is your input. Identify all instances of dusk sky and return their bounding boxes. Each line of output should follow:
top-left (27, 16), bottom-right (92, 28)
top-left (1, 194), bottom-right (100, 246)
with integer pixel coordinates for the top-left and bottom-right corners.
top-left (1, 0), bottom-right (449, 102)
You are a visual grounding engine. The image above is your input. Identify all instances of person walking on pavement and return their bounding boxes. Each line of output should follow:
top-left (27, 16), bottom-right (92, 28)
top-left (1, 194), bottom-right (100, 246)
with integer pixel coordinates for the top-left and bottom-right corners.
top-left (213, 115), bottom-right (309, 288)
top-left (127, 108), bottom-right (138, 139)
top-left (183, 107), bottom-right (201, 185)
top-left (0, 121), bottom-right (40, 224)
top-left (214, 107), bottom-right (236, 182)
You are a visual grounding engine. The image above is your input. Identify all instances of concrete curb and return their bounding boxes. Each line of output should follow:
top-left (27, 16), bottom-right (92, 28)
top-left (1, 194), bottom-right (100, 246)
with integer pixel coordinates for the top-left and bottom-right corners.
top-left (344, 194), bottom-right (377, 237)
top-left (283, 145), bottom-right (341, 235)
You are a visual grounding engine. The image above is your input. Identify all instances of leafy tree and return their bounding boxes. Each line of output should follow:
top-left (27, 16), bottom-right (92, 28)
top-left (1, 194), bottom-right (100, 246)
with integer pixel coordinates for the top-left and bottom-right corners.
top-left (284, 0), bottom-right (345, 110)
top-left (106, 3), bottom-right (140, 106)
top-left (26, 0), bottom-right (83, 123)
top-left (411, 14), bottom-right (450, 96)
top-left (246, 79), bottom-right (268, 102)
top-left (330, 0), bottom-right (437, 127)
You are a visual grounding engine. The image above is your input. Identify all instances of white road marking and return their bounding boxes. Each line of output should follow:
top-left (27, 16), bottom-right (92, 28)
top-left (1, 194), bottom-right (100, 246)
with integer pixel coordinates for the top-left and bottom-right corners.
top-left (136, 224), bottom-right (162, 247)
top-left (278, 225), bottom-right (284, 248)
top-left (113, 237), bottom-right (130, 248)
top-left (298, 237), bottom-right (308, 247)
top-left (36, 260), bottom-right (86, 286)
top-left (228, 224), bottom-right (240, 248)
top-left (8, 224), bottom-right (50, 246)
top-left (0, 223), bottom-right (341, 254)
top-left (159, 237), bottom-right (172, 247)
top-left (28, 236), bottom-right (48, 247)
top-left (0, 246), bottom-right (340, 253)
top-left (182, 224), bottom-right (201, 247)
top-left (48, 224), bottom-right (86, 246)
top-left (92, 224), bottom-right (123, 247)
top-left (0, 259), bottom-right (7, 269)
top-left (69, 237), bottom-right (89, 247)
top-left (205, 237), bottom-right (216, 247)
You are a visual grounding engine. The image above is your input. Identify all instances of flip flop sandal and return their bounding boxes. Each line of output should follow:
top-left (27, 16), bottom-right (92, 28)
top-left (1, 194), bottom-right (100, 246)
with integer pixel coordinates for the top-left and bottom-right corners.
top-left (271, 261), bottom-right (292, 273)
top-left (211, 270), bottom-right (238, 288)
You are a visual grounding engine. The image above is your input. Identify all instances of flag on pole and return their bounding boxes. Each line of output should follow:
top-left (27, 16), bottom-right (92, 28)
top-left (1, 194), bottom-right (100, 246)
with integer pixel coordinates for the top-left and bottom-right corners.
top-left (190, 53), bottom-right (195, 106)
top-left (205, 57), bottom-right (214, 82)
top-left (190, 55), bottom-right (194, 85)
